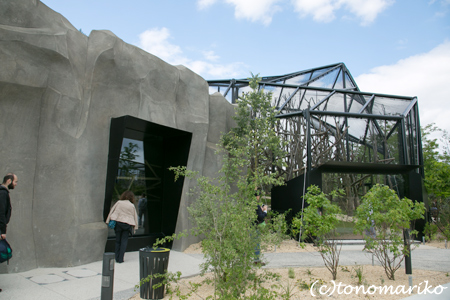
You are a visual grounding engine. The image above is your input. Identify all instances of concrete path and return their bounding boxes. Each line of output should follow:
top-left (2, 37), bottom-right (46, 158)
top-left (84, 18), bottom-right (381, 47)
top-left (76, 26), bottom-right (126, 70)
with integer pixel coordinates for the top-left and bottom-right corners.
top-left (0, 244), bottom-right (448, 300)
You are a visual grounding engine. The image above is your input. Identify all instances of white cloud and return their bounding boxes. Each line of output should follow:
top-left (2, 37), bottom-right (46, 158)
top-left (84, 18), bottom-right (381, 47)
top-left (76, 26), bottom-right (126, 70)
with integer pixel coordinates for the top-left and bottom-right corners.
top-left (355, 41), bottom-right (450, 132)
top-left (138, 27), bottom-right (246, 79)
top-left (138, 28), bottom-right (183, 63)
top-left (292, 0), bottom-right (337, 22)
top-left (198, 0), bottom-right (393, 25)
top-left (339, 0), bottom-right (394, 25)
top-left (197, 0), bottom-right (282, 25)
top-left (197, 0), bottom-right (218, 10)
top-left (292, 0), bottom-right (393, 25)
top-left (203, 50), bottom-right (220, 62)
top-left (188, 60), bottom-right (246, 78)
top-left (225, 0), bottom-right (283, 25)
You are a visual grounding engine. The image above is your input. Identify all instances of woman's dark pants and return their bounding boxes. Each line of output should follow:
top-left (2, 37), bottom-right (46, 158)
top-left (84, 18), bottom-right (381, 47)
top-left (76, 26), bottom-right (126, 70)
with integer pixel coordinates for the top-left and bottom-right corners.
top-left (114, 221), bottom-right (131, 263)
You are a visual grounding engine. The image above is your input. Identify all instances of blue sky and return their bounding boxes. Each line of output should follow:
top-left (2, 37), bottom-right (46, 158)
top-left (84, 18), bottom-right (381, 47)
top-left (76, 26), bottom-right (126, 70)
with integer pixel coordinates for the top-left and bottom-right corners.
top-left (41, 0), bottom-right (450, 133)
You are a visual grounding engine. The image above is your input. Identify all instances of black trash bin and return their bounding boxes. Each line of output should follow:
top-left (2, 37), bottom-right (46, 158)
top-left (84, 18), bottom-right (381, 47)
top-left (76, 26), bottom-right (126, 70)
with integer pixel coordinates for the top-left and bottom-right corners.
top-left (139, 247), bottom-right (170, 299)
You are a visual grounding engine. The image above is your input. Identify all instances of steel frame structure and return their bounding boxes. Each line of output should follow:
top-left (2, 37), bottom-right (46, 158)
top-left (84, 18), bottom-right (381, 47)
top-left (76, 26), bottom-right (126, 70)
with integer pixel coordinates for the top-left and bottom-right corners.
top-left (208, 63), bottom-right (423, 182)
top-left (208, 62), bottom-right (427, 238)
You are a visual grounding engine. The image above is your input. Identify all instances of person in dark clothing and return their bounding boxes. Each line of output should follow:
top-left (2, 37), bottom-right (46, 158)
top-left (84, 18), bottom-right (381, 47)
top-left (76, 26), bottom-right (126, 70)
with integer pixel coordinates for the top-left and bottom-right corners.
top-left (138, 193), bottom-right (147, 227)
top-left (256, 204), bottom-right (267, 225)
top-left (254, 190), bottom-right (267, 265)
top-left (0, 173), bottom-right (17, 241)
top-left (0, 173), bottom-right (18, 293)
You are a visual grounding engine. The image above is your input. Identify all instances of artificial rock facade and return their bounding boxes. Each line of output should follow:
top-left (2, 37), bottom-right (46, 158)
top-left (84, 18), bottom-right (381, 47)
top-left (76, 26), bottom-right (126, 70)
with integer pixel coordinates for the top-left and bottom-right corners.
top-left (0, 0), bottom-right (235, 272)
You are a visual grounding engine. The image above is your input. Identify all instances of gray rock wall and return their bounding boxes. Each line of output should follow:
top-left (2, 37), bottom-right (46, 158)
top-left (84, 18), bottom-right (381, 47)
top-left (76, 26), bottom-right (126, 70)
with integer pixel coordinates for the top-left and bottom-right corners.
top-left (0, 0), bottom-right (234, 272)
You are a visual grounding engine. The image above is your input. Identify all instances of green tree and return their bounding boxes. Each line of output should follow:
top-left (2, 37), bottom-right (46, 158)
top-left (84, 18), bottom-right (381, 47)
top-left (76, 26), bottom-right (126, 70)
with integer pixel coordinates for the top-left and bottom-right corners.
top-left (168, 74), bottom-right (288, 299)
top-left (291, 185), bottom-right (344, 280)
top-left (221, 73), bottom-right (287, 191)
top-left (354, 184), bottom-right (425, 280)
top-left (421, 124), bottom-right (450, 238)
top-left (422, 124), bottom-right (450, 197)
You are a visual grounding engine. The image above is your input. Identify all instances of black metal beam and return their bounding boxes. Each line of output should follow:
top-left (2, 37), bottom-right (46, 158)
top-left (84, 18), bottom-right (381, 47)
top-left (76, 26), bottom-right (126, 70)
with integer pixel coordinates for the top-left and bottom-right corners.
top-left (358, 94), bottom-right (375, 114)
top-left (310, 91), bottom-right (336, 110)
top-left (402, 97), bottom-right (418, 117)
top-left (315, 161), bottom-right (421, 174)
top-left (212, 80), bottom-right (415, 101)
top-left (276, 110), bottom-right (404, 121)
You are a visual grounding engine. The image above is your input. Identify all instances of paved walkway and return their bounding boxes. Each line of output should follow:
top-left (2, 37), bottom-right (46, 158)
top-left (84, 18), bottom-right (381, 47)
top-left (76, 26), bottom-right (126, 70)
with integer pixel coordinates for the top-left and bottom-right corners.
top-left (0, 244), bottom-right (449, 300)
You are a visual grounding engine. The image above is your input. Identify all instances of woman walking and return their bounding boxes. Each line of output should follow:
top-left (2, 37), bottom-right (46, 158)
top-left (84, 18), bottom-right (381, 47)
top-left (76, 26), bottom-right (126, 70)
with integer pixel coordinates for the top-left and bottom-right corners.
top-left (106, 191), bottom-right (138, 263)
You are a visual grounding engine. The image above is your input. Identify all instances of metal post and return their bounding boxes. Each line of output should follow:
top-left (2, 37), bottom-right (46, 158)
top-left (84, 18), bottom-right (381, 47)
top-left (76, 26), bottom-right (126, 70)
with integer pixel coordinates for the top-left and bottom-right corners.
top-left (101, 252), bottom-right (115, 300)
top-left (305, 109), bottom-right (312, 176)
top-left (403, 229), bottom-right (412, 275)
top-left (409, 275), bottom-right (413, 293)
top-left (231, 79), bottom-right (236, 104)
top-left (400, 119), bottom-right (408, 165)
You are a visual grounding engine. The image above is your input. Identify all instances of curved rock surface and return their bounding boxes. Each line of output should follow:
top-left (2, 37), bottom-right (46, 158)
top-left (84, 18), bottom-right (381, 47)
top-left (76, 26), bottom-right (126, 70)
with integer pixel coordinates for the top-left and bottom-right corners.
top-left (0, 0), bottom-right (235, 272)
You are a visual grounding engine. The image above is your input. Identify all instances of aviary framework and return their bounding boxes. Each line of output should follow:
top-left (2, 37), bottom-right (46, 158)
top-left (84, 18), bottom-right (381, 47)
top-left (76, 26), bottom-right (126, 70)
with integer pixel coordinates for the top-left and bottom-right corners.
top-left (208, 63), bottom-right (425, 222)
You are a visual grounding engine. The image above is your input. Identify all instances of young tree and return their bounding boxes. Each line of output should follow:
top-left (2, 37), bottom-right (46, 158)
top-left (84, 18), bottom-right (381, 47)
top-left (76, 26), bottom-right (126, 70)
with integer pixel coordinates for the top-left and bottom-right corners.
top-left (291, 185), bottom-right (344, 280)
top-left (221, 73), bottom-right (287, 190)
top-left (421, 124), bottom-right (450, 239)
top-left (169, 74), bottom-right (288, 298)
top-left (354, 184), bottom-right (425, 280)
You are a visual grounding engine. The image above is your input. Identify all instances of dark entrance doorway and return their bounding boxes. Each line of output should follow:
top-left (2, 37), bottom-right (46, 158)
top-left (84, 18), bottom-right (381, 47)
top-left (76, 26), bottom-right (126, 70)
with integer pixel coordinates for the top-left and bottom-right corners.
top-left (104, 116), bottom-right (192, 252)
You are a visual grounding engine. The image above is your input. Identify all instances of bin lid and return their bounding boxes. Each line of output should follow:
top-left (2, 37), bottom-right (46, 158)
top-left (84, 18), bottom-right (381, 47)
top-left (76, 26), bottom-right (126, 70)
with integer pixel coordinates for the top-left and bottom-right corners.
top-left (139, 247), bottom-right (170, 253)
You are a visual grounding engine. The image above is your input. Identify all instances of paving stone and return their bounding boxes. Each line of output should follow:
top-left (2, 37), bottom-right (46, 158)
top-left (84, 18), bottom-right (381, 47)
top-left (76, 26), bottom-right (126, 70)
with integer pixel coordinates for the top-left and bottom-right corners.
top-left (65, 269), bottom-right (99, 278)
top-left (28, 274), bottom-right (67, 285)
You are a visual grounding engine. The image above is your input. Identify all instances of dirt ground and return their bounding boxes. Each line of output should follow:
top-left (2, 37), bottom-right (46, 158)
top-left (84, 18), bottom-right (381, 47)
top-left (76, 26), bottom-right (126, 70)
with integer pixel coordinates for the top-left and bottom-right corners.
top-left (424, 239), bottom-right (449, 249)
top-left (129, 239), bottom-right (450, 299)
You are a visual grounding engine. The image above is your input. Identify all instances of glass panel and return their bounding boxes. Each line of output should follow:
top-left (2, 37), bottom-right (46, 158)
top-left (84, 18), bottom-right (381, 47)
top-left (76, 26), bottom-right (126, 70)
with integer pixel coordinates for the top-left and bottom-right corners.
top-left (285, 73), bottom-right (310, 85)
top-left (303, 90), bottom-right (330, 109)
top-left (276, 87), bottom-right (299, 108)
top-left (384, 120), bottom-right (401, 164)
top-left (410, 109), bottom-right (419, 165)
top-left (344, 73), bottom-right (356, 89)
top-left (351, 94), bottom-right (369, 108)
top-left (308, 68), bottom-right (340, 88)
top-left (310, 67), bottom-right (332, 80)
top-left (333, 71), bottom-right (344, 89)
top-left (372, 97), bottom-right (410, 116)
top-left (237, 85), bottom-right (252, 97)
top-left (293, 89), bottom-right (306, 110)
top-left (347, 118), bottom-right (367, 142)
top-left (109, 138), bottom-right (150, 238)
top-left (317, 93), bottom-right (345, 112)
top-left (279, 89), bottom-right (303, 113)
top-left (355, 121), bottom-right (377, 163)
top-left (404, 110), bottom-right (419, 165)
top-left (261, 85), bottom-right (279, 94)
top-left (260, 85), bottom-right (283, 107)
top-left (348, 95), bottom-right (364, 113)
